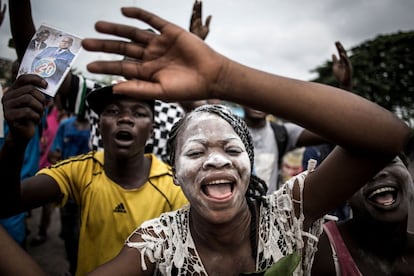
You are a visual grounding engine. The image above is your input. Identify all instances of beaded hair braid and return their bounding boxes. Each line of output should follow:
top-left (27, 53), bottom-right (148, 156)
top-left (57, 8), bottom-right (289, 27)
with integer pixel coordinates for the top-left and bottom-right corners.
top-left (167, 104), bottom-right (268, 258)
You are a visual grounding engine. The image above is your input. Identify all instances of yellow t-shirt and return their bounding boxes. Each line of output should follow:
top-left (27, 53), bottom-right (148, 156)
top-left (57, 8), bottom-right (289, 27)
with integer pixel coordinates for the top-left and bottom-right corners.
top-left (37, 152), bottom-right (188, 275)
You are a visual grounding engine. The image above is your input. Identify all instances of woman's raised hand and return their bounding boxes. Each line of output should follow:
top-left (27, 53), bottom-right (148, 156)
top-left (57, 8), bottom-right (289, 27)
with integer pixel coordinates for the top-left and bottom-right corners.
top-left (82, 7), bottom-right (226, 102)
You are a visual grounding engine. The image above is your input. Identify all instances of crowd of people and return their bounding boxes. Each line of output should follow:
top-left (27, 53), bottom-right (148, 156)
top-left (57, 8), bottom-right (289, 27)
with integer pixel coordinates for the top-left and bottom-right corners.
top-left (0, 1), bottom-right (413, 275)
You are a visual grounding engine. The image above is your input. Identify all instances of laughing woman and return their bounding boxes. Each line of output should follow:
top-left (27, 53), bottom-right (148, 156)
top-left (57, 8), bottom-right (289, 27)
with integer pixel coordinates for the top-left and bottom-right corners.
top-left (79, 7), bottom-right (408, 275)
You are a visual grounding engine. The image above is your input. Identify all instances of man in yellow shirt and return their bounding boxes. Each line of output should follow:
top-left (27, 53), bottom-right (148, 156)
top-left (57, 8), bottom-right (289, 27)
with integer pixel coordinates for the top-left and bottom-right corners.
top-left (0, 79), bottom-right (188, 275)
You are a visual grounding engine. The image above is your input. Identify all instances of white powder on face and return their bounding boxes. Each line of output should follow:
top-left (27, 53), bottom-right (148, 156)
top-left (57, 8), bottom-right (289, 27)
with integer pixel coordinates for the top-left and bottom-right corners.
top-left (174, 112), bottom-right (251, 185)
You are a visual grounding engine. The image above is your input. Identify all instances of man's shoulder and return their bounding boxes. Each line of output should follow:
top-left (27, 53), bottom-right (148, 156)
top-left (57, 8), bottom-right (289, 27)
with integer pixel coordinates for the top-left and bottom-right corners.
top-left (49, 151), bottom-right (101, 169)
top-left (66, 49), bottom-right (75, 56)
top-left (147, 154), bottom-right (173, 178)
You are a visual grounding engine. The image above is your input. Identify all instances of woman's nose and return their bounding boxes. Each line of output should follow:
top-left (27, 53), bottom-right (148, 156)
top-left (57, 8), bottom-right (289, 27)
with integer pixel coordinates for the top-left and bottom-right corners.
top-left (202, 152), bottom-right (231, 169)
top-left (373, 169), bottom-right (390, 180)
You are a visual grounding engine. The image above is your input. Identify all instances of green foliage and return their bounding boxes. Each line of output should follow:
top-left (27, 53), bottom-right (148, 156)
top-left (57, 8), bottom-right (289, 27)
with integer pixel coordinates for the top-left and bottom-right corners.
top-left (240, 252), bottom-right (301, 276)
top-left (311, 31), bottom-right (414, 125)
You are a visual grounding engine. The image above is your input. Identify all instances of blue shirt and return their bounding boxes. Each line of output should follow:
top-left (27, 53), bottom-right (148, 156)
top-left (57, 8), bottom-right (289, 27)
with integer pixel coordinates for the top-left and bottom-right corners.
top-left (50, 116), bottom-right (91, 159)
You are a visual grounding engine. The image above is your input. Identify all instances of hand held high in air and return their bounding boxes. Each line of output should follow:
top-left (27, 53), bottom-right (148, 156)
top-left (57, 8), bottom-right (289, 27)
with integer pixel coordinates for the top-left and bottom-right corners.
top-left (82, 6), bottom-right (409, 158)
top-left (2, 74), bottom-right (48, 143)
top-left (82, 7), bottom-right (225, 102)
top-left (189, 0), bottom-right (212, 40)
top-left (332, 41), bottom-right (353, 90)
top-left (0, 0), bottom-right (6, 27)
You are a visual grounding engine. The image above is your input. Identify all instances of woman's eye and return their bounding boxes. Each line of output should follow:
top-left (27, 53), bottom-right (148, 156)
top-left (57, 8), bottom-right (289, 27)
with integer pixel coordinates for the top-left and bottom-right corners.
top-left (226, 147), bottom-right (242, 155)
top-left (186, 150), bottom-right (204, 158)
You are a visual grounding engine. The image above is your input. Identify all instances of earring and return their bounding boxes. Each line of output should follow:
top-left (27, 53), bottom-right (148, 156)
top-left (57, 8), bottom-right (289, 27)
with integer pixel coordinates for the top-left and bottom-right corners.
top-left (173, 175), bottom-right (180, 186)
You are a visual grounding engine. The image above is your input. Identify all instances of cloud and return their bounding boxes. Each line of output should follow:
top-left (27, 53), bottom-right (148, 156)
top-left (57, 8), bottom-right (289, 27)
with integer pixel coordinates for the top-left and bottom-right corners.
top-left (0, 0), bottom-right (413, 82)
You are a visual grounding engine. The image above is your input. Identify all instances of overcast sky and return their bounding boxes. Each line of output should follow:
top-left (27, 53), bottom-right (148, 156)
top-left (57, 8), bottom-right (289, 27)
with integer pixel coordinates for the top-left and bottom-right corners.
top-left (0, 0), bottom-right (413, 81)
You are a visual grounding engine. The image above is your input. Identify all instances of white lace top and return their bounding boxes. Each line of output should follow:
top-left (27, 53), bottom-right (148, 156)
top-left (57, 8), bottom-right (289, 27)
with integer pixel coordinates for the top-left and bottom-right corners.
top-left (126, 170), bottom-right (324, 275)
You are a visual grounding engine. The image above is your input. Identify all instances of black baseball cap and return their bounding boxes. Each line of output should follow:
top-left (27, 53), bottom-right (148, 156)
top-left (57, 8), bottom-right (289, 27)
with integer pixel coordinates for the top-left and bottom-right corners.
top-left (86, 85), bottom-right (155, 116)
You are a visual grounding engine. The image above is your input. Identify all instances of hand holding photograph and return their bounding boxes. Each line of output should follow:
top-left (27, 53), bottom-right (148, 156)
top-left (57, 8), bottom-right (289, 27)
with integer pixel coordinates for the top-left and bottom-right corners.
top-left (18, 24), bottom-right (82, 97)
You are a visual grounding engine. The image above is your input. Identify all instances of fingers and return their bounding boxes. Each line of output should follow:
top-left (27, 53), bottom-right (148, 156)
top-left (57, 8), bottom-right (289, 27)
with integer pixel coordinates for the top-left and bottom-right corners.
top-left (190, 1), bottom-right (211, 30)
top-left (332, 54), bottom-right (338, 64)
top-left (0, 3), bottom-right (5, 25)
top-left (112, 80), bottom-right (164, 100)
top-left (86, 59), bottom-right (154, 81)
top-left (6, 75), bottom-right (47, 108)
top-left (340, 52), bottom-right (352, 70)
top-left (335, 41), bottom-right (346, 56)
top-left (335, 41), bottom-right (343, 50)
top-left (94, 21), bottom-right (155, 45)
top-left (9, 75), bottom-right (48, 109)
top-left (82, 37), bottom-right (145, 60)
top-left (10, 74), bottom-right (48, 91)
top-left (334, 41), bottom-right (351, 69)
top-left (196, 0), bottom-right (202, 20)
top-left (121, 7), bottom-right (171, 32)
top-left (3, 75), bottom-right (47, 126)
top-left (6, 106), bottom-right (43, 127)
top-left (205, 15), bottom-right (212, 28)
top-left (190, 0), bottom-right (201, 26)
top-left (86, 60), bottom-right (131, 77)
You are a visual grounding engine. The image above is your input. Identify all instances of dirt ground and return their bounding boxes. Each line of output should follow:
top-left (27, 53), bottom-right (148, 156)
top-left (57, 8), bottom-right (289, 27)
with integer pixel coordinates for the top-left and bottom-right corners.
top-left (26, 207), bottom-right (70, 276)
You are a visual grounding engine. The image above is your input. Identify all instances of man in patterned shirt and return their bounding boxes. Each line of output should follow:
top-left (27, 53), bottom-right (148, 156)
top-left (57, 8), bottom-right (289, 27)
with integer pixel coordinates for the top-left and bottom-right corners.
top-left (61, 74), bottom-right (185, 162)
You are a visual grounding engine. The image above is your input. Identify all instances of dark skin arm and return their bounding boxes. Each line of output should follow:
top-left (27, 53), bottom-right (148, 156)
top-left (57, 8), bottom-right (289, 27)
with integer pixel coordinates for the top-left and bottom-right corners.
top-left (8, 0), bottom-right (35, 61)
top-left (0, 0), bottom-right (6, 28)
top-left (0, 226), bottom-right (46, 276)
top-left (89, 244), bottom-right (154, 276)
top-left (311, 41), bottom-right (354, 274)
top-left (296, 129), bottom-right (329, 147)
top-left (178, 0), bottom-right (212, 113)
top-left (296, 42), bottom-right (353, 163)
top-left (81, 7), bottom-right (409, 227)
top-left (290, 42), bottom-right (351, 148)
top-left (0, 74), bottom-right (62, 217)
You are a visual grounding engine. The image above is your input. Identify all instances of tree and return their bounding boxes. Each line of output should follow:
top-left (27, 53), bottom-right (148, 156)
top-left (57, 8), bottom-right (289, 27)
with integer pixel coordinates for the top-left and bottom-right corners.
top-left (311, 31), bottom-right (414, 126)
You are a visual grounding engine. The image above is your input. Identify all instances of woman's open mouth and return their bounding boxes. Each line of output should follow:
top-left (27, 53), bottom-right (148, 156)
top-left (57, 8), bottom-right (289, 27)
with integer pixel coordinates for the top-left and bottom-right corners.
top-left (202, 179), bottom-right (235, 200)
top-left (367, 186), bottom-right (398, 207)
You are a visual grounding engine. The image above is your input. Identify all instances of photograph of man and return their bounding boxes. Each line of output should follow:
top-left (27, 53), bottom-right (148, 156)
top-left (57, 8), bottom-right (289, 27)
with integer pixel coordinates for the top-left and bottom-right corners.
top-left (31, 36), bottom-right (75, 87)
top-left (28, 29), bottom-right (50, 51)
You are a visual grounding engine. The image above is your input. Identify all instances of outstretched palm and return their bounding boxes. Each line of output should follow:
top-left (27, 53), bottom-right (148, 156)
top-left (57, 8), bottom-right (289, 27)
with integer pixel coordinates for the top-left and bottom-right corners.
top-left (82, 7), bottom-right (225, 102)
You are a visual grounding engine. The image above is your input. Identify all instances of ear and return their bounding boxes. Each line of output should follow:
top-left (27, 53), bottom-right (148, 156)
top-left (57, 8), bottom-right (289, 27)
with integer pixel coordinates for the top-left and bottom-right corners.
top-left (148, 123), bottom-right (154, 141)
top-left (172, 168), bottom-right (180, 186)
top-left (173, 175), bottom-right (180, 186)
